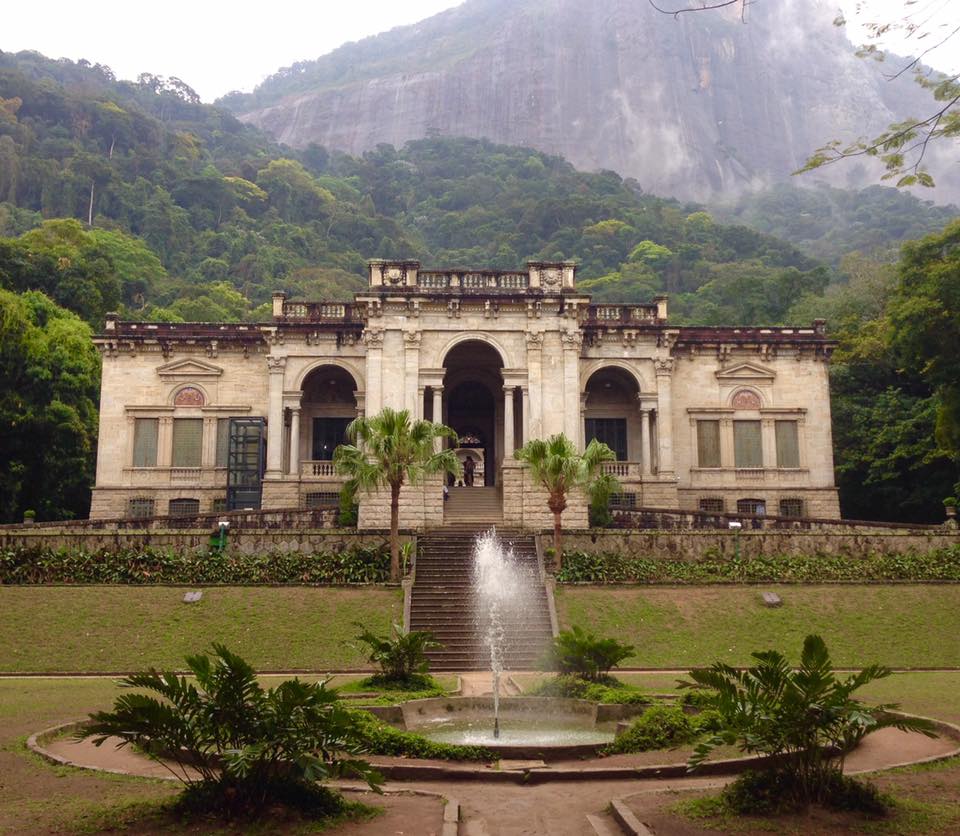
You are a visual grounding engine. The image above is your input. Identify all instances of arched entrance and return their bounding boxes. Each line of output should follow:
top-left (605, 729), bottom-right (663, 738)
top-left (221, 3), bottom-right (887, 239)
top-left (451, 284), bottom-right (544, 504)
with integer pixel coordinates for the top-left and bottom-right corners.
top-left (298, 365), bottom-right (358, 467)
top-left (583, 366), bottom-right (641, 462)
top-left (442, 341), bottom-right (503, 486)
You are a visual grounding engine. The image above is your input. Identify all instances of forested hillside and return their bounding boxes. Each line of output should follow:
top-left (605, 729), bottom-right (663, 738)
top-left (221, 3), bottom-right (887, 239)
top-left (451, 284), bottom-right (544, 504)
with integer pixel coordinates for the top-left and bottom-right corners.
top-left (0, 49), bottom-right (956, 524)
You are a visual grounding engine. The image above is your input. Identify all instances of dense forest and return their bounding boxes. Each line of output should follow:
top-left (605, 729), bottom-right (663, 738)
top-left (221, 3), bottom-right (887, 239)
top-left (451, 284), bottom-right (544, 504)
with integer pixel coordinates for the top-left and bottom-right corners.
top-left (0, 50), bottom-right (957, 524)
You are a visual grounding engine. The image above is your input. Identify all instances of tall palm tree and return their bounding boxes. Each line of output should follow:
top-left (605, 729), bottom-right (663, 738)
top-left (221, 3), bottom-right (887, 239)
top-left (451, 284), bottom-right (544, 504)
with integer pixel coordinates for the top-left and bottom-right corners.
top-left (334, 408), bottom-right (460, 581)
top-left (514, 433), bottom-right (616, 569)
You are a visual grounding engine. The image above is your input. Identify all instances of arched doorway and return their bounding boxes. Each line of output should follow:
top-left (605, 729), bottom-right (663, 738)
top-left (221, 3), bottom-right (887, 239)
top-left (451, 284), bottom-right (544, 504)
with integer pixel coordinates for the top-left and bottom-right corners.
top-left (298, 365), bottom-right (358, 467)
top-left (443, 341), bottom-right (503, 486)
top-left (583, 366), bottom-right (641, 462)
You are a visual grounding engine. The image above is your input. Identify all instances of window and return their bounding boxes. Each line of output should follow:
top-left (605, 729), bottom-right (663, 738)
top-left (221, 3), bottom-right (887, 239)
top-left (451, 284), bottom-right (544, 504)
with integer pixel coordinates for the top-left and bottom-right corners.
top-left (775, 420), bottom-right (800, 468)
top-left (312, 417), bottom-right (351, 461)
top-left (733, 420), bottom-right (763, 468)
top-left (696, 420), bottom-right (721, 467)
top-left (609, 493), bottom-right (637, 509)
top-left (304, 491), bottom-right (339, 508)
top-left (169, 498), bottom-right (200, 517)
top-left (737, 498), bottom-right (767, 515)
top-left (699, 498), bottom-right (724, 513)
top-left (585, 418), bottom-right (628, 461)
top-left (127, 497), bottom-right (155, 519)
top-left (172, 418), bottom-right (203, 467)
top-left (132, 418), bottom-right (158, 467)
top-left (211, 497), bottom-right (228, 513)
top-left (216, 418), bottom-right (231, 467)
top-left (779, 498), bottom-right (804, 518)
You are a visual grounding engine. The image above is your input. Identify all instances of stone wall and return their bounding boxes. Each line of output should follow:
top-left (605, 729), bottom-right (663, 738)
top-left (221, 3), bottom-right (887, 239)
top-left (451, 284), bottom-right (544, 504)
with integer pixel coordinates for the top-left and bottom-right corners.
top-left (0, 529), bottom-right (407, 556)
top-left (502, 463), bottom-right (588, 529)
top-left (561, 528), bottom-right (960, 560)
top-left (356, 474), bottom-right (445, 530)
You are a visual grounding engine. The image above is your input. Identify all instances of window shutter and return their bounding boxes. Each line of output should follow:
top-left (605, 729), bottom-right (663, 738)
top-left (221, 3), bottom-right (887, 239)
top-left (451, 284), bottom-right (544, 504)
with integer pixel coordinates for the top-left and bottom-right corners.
top-left (733, 420), bottom-right (762, 468)
top-left (216, 418), bottom-right (231, 467)
top-left (775, 420), bottom-right (800, 468)
top-left (697, 420), bottom-right (721, 467)
top-left (132, 418), bottom-right (158, 467)
top-left (172, 418), bottom-right (203, 467)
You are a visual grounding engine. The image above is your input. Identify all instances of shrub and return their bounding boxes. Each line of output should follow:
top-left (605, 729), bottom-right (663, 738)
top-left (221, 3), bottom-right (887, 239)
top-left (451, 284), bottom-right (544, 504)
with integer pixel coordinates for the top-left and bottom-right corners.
top-left (351, 711), bottom-right (492, 761)
top-left (721, 769), bottom-right (890, 816)
top-left (529, 674), bottom-right (650, 705)
top-left (605, 705), bottom-right (696, 754)
top-left (680, 634), bottom-right (937, 809)
top-left (0, 544), bottom-right (390, 584)
top-left (337, 483), bottom-right (359, 527)
top-left (354, 622), bottom-right (439, 682)
top-left (544, 625), bottom-right (634, 681)
top-left (79, 645), bottom-right (380, 817)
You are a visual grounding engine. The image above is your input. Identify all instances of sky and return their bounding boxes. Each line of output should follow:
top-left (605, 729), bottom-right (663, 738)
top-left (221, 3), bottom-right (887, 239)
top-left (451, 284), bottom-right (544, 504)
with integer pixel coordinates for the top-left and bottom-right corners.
top-left (2, 0), bottom-right (958, 103)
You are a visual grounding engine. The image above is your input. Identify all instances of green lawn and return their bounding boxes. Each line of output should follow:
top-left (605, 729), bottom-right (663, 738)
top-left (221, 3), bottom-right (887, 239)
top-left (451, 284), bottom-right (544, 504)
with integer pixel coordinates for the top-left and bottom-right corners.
top-left (556, 585), bottom-right (960, 668)
top-left (0, 586), bottom-right (402, 672)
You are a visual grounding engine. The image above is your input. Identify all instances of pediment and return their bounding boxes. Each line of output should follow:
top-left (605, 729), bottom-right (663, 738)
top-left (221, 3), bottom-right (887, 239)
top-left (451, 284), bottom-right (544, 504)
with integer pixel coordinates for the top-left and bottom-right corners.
top-left (156, 358), bottom-right (223, 379)
top-left (715, 362), bottom-right (775, 383)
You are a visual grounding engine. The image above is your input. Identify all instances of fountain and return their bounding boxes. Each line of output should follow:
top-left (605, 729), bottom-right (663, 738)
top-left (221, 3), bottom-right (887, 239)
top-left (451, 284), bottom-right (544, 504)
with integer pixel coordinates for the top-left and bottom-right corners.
top-left (382, 528), bottom-right (638, 755)
top-left (472, 528), bottom-right (527, 738)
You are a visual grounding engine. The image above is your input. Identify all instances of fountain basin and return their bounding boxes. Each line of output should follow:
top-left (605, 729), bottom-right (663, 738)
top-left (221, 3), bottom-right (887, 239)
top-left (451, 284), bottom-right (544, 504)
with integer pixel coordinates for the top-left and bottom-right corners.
top-left (366, 696), bottom-right (648, 759)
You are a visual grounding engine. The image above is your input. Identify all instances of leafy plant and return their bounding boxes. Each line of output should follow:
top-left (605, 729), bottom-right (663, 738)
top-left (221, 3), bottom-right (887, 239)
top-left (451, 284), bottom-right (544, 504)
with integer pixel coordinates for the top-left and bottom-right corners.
top-left (529, 673), bottom-right (650, 705)
top-left (587, 471), bottom-right (620, 529)
top-left (353, 622), bottom-right (439, 683)
top-left (351, 711), bottom-right (492, 761)
top-left (337, 482), bottom-right (359, 527)
top-left (604, 705), bottom-right (697, 754)
top-left (514, 434), bottom-right (616, 568)
top-left (78, 645), bottom-right (381, 817)
top-left (679, 634), bottom-right (937, 809)
top-left (334, 408), bottom-right (460, 581)
top-left (544, 625), bottom-right (634, 681)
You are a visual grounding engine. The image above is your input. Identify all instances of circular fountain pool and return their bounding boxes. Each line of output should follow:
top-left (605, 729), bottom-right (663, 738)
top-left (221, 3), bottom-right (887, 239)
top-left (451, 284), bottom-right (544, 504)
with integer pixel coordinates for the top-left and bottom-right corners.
top-left (375, 696), bottom-right (644, 758)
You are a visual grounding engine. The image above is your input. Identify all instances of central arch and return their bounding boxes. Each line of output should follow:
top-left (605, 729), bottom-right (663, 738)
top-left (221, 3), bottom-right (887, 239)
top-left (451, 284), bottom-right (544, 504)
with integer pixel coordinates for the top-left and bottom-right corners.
top-left (442, 340), bottom-right (504, 487)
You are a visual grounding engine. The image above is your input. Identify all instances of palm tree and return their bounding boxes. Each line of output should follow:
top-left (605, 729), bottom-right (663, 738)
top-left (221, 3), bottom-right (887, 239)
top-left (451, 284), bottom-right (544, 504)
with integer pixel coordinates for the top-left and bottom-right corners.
top-left (334, 408), bottom-right (460, 582)
top-left (514, 433), bottom-right (616, 568)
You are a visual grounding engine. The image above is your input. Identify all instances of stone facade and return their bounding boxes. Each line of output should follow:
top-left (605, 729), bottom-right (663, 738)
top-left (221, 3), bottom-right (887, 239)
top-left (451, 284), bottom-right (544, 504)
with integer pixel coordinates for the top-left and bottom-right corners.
top-left (91, 259), bottom-right (840, 527)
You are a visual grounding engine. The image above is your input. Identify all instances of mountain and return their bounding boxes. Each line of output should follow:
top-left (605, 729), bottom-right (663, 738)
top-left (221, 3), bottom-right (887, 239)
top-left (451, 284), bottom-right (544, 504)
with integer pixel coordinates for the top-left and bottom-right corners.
top-left (223, 0), bottom-right (958, 203)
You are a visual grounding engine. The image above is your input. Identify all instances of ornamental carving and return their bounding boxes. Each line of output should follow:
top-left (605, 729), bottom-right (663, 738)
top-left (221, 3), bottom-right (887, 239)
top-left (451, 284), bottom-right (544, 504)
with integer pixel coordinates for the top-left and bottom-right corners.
top-left (654, 357), bottom-right (675, 375)
top-left (561, 330), bottom-right (583, 348)
top-left (362, 328), bottom-right (384, 347)
top-left (266, 356), bottom-right (287, 372)
top-left (540, 267), bottom-right (561, 288)
top-left (385, 265), bottom-right (405, 285)
top-left (403, 331), bottom-right (422, 346)
top-left (526, 332), bottom-right (544, 348)
top-left (732, 389), bottom-right (762, 410)
top-left (173, 386), bottom-right (204, 407)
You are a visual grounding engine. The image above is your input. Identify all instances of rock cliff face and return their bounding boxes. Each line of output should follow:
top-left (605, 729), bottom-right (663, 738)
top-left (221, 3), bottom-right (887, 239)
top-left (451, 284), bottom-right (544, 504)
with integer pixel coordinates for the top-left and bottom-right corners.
top-left (232, 0), bottom-right (954, 201)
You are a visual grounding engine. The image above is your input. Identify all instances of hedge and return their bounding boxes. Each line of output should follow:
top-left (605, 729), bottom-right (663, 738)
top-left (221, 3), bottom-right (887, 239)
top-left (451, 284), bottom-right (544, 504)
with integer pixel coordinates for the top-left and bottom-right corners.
top-left (555, 547), bottom-right (960, 584)
top-left (0, 545), bottom-right (390, 585)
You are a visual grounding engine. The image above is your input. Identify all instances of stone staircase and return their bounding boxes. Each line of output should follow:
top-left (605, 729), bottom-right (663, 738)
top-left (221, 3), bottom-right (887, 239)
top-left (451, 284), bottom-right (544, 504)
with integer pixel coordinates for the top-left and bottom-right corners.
top-left (409, 526), bottom-right (555, 671)
top-left (443, 485), bottom-right (502, 525)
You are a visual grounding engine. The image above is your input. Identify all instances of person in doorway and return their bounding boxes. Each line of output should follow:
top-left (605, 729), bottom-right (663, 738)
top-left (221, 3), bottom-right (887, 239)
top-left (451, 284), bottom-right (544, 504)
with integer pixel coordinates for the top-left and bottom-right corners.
top-left (464, 454), bottom-right (475, 487)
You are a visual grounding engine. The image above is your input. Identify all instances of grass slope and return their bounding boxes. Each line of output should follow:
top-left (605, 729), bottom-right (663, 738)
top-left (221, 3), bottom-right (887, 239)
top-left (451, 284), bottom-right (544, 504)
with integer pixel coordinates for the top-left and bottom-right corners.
top-left (556, 585), bottom-right (960, 668)
top-left (0, 587), bottom-right (401, 672)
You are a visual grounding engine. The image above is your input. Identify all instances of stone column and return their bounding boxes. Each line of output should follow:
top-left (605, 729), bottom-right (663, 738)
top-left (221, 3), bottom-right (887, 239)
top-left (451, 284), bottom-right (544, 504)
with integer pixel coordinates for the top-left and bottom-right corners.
top-left (265, 356), bottom-right (286, 477)
top-left (404, 331), bottom-right (421, 417)
top-left (562, 330), bottom-right (583, 446)
top-left (417, 387), bottom-right (426, 422)
top-left (521, 386), bottom-right (530, 447)
top-left (720, 416), bottom-right (734, 469)
top-left (432, 386), bottom-right (444, 451)
top-left (654, 358), bottom-right (675, 477)
top-left (526, 333), bottom-right (543, 439)
top-left (640, 407), bottom-right (652, 476)
top-left (288, 407), bottom-right (301, 476)
top-left (761, 417), bottom-right (776, 469)
top-left (158, 415), bottom-right (173, 467)
top-left (362, 328), bottom-right (384, 415)
top-left (503, 385), bottom-right (515, 456)
top-left (579, 393), bottom-right (588, 451)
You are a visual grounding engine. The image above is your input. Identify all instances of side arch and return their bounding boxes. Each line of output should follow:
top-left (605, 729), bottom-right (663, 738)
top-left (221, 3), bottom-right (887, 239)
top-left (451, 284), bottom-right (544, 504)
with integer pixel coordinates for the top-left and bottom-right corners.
top-left (437, 332), bottom-right (512, 369)
top-left (294, 358), bottom-right (365, 392)
top-left (580, 359), bottom-right (651, 394)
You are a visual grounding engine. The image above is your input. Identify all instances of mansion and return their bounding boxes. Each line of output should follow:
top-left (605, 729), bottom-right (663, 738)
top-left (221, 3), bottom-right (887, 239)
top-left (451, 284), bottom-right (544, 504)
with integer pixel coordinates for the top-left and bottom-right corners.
top-left (91, 260), bottom-right (840, 528)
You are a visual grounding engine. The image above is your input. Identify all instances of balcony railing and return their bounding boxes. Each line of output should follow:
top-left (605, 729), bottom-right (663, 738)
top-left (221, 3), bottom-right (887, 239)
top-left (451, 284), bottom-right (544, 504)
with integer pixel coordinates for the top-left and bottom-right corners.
top-left (586, 304), bottom-right (660, 325)
top-left (601, 461), bottom-right (645, 479)
top-left (301, 460), bottom-right (340, 478)
top-left (281, 302), bottom-right (354, 321)
top-left (416, 270), bottom-right (529, 290)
